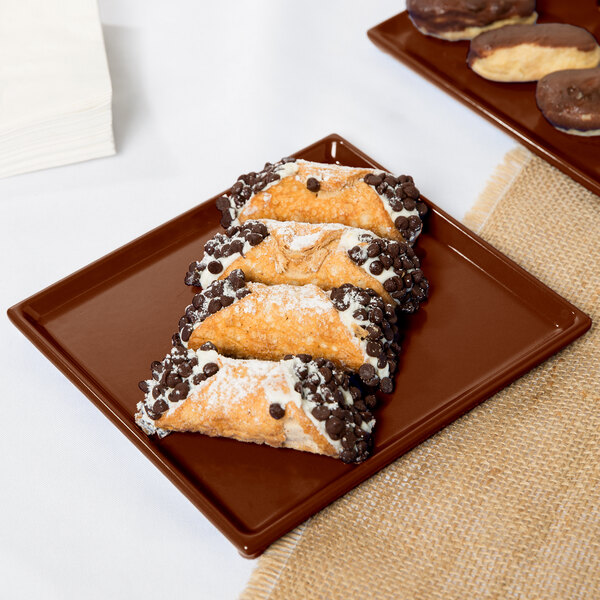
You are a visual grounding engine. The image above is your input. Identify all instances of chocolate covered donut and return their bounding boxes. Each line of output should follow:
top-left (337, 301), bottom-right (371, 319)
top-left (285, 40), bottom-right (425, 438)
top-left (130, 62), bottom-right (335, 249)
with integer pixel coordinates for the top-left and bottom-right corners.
top-left (406, 0), bottom-right (537, 41)
top-left (468, 23), bottom-right (600, 82)
top-left (536, 68), bottom-right (600, 136)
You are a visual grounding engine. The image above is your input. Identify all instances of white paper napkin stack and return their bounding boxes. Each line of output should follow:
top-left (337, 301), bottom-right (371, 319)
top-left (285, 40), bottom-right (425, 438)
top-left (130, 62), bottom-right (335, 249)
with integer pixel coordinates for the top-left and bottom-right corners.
top-left (0, 0), bottom-right (115, 179)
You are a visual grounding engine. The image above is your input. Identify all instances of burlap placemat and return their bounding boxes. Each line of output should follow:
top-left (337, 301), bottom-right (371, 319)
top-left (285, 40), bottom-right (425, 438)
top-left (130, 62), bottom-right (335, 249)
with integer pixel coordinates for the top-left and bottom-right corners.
top-left (241, 148), bottom-right (599, 600)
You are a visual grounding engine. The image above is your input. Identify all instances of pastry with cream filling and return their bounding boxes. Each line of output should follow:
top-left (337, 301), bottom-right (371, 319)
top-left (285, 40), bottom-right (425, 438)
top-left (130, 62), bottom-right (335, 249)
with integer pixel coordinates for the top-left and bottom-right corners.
top-left (536, 67), bottom-right (600, 136)
top-left (178, 270), bottom-right (400, 393)
top-left (136, 343), bottom-right (375, 463)
top-left (468, 23), bottom-right (600, 82)
top-left (407, 0), bottom-right (537, 42)
top-left (216, 158), bottom-right (428, 245)
top-left (185, 220), bottom-right (429, 313)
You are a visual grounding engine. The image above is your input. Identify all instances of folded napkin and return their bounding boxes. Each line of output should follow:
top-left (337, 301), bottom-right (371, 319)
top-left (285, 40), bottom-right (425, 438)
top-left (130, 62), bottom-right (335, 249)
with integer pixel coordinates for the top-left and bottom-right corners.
top-left (0, 0), bottom-right (114, 178)
top-left (242, 149), bottom-right (600, 600)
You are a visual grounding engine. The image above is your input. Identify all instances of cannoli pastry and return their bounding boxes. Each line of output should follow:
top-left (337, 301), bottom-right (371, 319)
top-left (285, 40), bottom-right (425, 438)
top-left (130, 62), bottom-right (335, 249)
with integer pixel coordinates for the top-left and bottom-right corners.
top-left (468, 23), bottom-right (600, 82)
top-left (216, 158), bottom-right (428, 245)
top-left (136, 342), bottom-right (376, 463)
top-left (406, 0), bottom-right (537, 42)
top-left (536, 68), bottom-right (600, 136)
top-left (185, 220), bottom-right (429, 313)
top-left (178, 270), bottom-right (400, 392)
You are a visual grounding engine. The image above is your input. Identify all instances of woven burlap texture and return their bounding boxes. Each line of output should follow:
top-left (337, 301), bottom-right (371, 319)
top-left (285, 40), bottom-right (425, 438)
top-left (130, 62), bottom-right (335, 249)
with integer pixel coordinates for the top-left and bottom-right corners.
top-left (241, 148), bottom-right (600, 600)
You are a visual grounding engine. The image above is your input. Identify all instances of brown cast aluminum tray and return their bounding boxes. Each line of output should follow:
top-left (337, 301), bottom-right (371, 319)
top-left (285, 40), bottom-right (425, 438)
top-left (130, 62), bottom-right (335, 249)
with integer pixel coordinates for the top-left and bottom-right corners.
top-left (368, 0), bottom-right (600, 198)
top-left (7, 134), bottom-right (591, 558)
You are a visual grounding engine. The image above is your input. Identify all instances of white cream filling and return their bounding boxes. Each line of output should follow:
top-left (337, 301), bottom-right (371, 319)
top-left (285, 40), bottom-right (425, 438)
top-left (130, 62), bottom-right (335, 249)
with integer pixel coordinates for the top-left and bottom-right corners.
top-left (135, 347), bottom-right (221, 436)
top-left (335, 294), bottom-right (390, 380)
top-left (281, 359), bottom-right (374, 454)
top-left (338, 229), bottom-right (396, 287)
top-left (364, 169), bottom-right (421, 239)
top-left (198, 238), bottom-right (253, 288)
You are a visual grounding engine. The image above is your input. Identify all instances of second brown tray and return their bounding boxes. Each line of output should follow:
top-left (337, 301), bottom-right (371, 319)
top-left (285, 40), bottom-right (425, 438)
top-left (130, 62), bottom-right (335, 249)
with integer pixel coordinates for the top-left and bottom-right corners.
top-left (368, 0), bottom-right (600, 198)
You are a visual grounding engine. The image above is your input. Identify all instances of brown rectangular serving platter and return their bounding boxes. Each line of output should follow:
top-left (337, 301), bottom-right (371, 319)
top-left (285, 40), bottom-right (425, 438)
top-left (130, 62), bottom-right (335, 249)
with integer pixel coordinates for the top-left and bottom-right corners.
top-left (8, 134), bottom-right (591, 558)
top-left (368, 0), bottom-right (600, 198)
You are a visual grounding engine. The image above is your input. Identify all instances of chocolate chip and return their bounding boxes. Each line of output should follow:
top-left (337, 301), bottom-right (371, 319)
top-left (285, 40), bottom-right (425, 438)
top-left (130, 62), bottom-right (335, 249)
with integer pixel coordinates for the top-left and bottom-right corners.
top-left (151, 361), bottom-right (163, 373)
top-left (341, 431), bottom-right (357, 449)
top-left (366, 342), bottom-right (382, 357)
top-left (221, 295), bottom-right (234, 307)
top-left (404, 198), bottom-right (416, 211)
top-left (369, 307), bottom-right (384, 323)
top-left (380, 255), bottom-right (393, 269)
top-left (247, 233), bottom-right (263, 246)
top-left (192, 373), bottom-right (206, 385)
top-left (139, 380), bottom-right (150, 393)
top-left (216, 196), bottom-right (230, 210)
top-left (229, 239), bottom-right (244, 254)
top-left (395, 216), bottom-right (410, 233)
top-left (200, 341), bottom-right (216, 351)
top-left (306, 177), bottom-right (320, 192)
top-left (365, 395), bottom-right (377, 410)
top-left (381, 377), bottom-right (394, 394)
top-left (348, 246), bottom-right (367, 265)
top-left (319, 366), bottom-right (332, 383)
top-left (369, 261), bottom-right (383, 276)
top-left (408, 215), bottom-right (421, 229)
top-left (269, 403), bottom-right (285, 419)
top-left (340, 449), bottom-right (357, 463)
top-left (326, 416), bottom-right (344, 437)
top-left (228, 269), bottom-right (246, 290)
top-left (192, 295), bottom-right (204, 309)
top-left (180, 325), bottom-right (192, 342)
top-left (166, 372), bottom-right (182, 388)
top-left (383, 278), bottom-right (397, 292)
top-left (390, 198), bottom-right (404, 212)
top-left (152, 399), bottom-right (168, 415)
top-left (364, 173), bottom-right (383, 186)
top-left (416, 201), bottom-right (428, 216)
top-left (384, 175), bottom-right (398, 187)
top-left (358, 363), bottom-right (376, 381)
top-left (312, 405), bottom-right (330, 421)
top-left (172, 381), bottom-right (190, 400)
top-left (178, 362), bottom-right (193, 378)
top-left (203, 362), bottom-right (219, 377)
top-left (367, 243), bottom-right (381, 258)
top-left (207, 298), bottom-right (222, 314)
top-left (297, 354), bottom-right (312, 363)
top-left (207, 261), bottom-right (223, 274)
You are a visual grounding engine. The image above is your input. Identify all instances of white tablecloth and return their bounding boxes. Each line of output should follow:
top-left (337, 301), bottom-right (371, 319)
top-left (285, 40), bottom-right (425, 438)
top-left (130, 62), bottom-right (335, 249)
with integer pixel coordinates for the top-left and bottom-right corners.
top-left (0, 1), bottom-right (516, 598)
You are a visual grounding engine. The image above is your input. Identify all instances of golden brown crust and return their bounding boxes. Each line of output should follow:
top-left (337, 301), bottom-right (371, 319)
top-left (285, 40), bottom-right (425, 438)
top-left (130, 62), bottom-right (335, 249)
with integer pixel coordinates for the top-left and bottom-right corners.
top-left (155, 358), bottom-right (337, 457)
top-left (188, 283), bottom-right (366, 371)
top-left (239, 164), bottom-right (403, 241)
top-left (219, 222), bottom-right (394, 304)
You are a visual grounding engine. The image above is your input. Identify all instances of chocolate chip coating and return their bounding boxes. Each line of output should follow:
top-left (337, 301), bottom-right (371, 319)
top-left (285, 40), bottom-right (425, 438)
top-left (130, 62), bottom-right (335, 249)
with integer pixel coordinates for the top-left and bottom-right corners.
top-left (536, 68), bottom-right (600, 133)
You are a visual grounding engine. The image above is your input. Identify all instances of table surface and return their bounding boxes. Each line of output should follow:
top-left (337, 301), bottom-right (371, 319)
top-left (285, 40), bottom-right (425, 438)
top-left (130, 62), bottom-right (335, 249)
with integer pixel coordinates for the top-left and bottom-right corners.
top-left (0, 1), bottom-right (517, 598)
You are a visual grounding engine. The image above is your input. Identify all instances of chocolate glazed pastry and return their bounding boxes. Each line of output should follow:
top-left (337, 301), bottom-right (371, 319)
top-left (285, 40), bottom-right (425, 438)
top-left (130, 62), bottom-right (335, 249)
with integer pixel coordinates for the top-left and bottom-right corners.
top-left (136, 344), bottom-right (375, 463)
top-left (185, 220), bottom-right (429, 312)
top-left (216, 158), bottom-right (428, 245)
top-left (177, 270), bottom-right (400, 393)
top-left (536, 68), bottom-right (600, 136)
top-left (407, 0), bottom-right (537, 41)
top-left (468, 23), bottom-right (600, 82)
